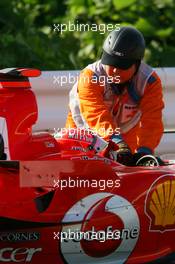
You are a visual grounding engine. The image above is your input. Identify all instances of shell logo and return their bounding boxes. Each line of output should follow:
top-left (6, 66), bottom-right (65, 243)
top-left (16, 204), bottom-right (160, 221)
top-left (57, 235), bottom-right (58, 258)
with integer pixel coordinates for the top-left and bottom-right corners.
top-left (145, 174), bottom-right (175, 232)
top-left (60, 192), bottom-right (140, 264)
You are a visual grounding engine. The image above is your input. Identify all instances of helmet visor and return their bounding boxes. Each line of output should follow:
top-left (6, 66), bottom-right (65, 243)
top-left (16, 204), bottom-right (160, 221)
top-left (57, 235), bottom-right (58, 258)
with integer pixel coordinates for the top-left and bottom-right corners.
top-left (101, 51), bottom-right (137, 70)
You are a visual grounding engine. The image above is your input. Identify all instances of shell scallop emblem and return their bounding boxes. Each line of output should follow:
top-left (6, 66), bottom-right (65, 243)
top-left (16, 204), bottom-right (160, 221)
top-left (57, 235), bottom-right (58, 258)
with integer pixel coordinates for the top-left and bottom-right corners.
top-left (145, 174), bottom-right (175, 232)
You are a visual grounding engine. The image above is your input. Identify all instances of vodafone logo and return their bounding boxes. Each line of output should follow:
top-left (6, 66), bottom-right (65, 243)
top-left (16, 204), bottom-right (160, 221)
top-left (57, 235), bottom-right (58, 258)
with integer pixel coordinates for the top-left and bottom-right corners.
top-left (60, 192), bottom-right (140, 264)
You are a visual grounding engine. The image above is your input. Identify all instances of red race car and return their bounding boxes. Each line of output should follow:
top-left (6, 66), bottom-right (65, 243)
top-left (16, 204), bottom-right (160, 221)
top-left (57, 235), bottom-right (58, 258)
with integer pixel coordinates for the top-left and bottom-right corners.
top-left (0, 68), bottom-right (175, 264)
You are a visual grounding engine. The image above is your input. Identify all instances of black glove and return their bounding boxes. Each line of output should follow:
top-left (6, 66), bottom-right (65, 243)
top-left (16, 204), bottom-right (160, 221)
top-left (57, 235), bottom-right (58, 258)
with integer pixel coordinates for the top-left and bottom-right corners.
top-left (107, 141), bottom-right (133, 165)
top-left (115, 141), bottom-right (133, 165)
top-left (105, 134), bottom-right (133, 165)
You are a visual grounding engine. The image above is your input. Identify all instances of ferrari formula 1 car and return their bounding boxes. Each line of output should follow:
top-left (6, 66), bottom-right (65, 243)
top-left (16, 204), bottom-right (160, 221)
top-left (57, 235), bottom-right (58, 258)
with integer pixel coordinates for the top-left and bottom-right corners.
top-left (0, 68), bottom-right (175, 264)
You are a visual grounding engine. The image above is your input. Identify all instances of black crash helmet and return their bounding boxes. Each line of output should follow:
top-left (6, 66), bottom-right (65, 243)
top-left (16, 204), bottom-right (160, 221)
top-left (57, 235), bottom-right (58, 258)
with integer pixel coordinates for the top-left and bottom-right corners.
top-left (101, 26), bottom-right (145, 69)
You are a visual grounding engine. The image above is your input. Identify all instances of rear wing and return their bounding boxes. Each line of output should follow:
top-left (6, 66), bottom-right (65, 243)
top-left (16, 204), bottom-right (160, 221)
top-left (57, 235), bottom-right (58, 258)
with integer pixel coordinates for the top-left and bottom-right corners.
top-left (0, 68), bottom-right (41, 160)
top-left (0, 68), bottom-right (41, 89)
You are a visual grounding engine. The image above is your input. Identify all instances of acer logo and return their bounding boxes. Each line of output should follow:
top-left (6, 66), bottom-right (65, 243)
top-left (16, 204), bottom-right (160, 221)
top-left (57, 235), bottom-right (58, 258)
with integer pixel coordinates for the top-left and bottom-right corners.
top-left (0, 247), bottom-right (42, 262)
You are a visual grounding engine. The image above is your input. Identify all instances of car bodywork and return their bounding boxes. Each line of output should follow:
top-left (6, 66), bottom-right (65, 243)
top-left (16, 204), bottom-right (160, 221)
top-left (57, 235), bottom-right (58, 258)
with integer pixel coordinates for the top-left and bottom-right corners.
top-left (0, 68), bottom-right (175, 263)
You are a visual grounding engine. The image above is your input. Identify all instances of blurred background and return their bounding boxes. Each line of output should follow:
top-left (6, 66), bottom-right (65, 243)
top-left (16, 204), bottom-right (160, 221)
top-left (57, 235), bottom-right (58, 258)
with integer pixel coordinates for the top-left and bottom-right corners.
top-left (0, 0), bottom-right (175, 70)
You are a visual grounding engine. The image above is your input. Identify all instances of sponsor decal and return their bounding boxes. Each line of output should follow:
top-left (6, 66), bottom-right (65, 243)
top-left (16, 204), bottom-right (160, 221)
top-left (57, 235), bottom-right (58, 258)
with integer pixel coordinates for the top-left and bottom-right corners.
top-left (0, 247), bottom-right (42, 262)
top-left (60, 192), bottom-right (140, 264)
top-left (81, 156), bottom-right (111, 163)
top-left (68, 133), bottom-right (93, 143)
top-left (145, 174), bottom-right (175, 232)
top-left (113, 51), bottom-right (124, 56)
top-left (45, 141), bottom-right (55, 148)
top-left (71, 155), bottom-right (111, 164)
top-left (71, 146), bottom-right (84, 151)
top-left (0, 232), bottom-right (40, 242)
